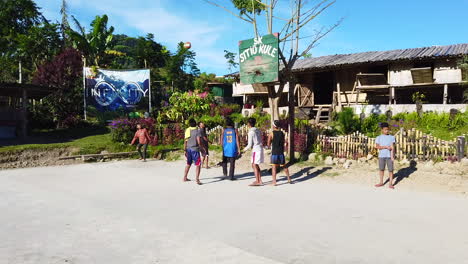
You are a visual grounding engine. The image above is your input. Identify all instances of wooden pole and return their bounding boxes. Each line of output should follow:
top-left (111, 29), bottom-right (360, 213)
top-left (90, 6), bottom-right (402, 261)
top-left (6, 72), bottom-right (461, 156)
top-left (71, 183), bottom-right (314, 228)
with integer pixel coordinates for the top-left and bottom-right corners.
top-left (336, 81), bottom-right (342, 111)
top-left (82, 57), bottom-right (87, 120)
top-left (21, 88), bottom-right (27, 139)
top-left (443, 84), bottom-right (448, 104)
top-left (18, 60), bottom-right (22, 84)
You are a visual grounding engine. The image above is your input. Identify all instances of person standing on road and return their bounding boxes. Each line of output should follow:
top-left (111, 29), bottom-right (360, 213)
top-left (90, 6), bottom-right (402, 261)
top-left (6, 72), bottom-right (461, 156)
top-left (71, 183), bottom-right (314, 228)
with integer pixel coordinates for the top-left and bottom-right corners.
top-left (221, 117), bottom-right (240, 181)
top-left (375, 122), bottom-right (396, 189)
top-left (183, 118), bottom-right (202, 185)
top-left (198, 122), bottom-right (211, 169)
top-left (243, 118), bottom-right (264, 186)
top-left (267, 120), bottom-right (292, 186)
top-left (130, 124), bottom-right (151, 162)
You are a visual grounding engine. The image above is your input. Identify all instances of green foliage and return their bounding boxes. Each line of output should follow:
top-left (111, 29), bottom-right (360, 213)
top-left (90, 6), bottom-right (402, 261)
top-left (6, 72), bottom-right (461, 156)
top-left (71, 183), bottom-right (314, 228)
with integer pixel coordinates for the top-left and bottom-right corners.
top-left (68, 14), bottom-right (114, 66)
top-left (231, 0), bottom-right (265, 15)
top-left (360, 114), bottom-right (387, 137)
top-left (16, 22), bottom-right (62, 70)
top-left (334, 107), bottom-right (360, 134)
top-left (459, 56), bottom-right (468, 81)
top-left (198, 114), bottom-right (225, 128)
top-left (332, 109), bottom-right (468, 140)
top-left (411, 91), bottom-right (426, 103)
top-left (161, 91), bottom-right (214, 122)
top-left (224, 50), bottom-right (239, 73)
top-left (193, 72), bottom-right (228, 91)
top-left (0, 0), bottom-right (43, 55)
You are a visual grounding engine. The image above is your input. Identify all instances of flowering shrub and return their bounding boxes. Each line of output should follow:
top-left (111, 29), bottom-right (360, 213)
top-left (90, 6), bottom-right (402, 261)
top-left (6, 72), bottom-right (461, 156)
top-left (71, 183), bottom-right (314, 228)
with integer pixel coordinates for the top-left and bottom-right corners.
top-left (62, 115), bottom-right (87, 129)
top-left (217, 103), bottom-right (241, 117)
top-left (161, 123), bottom-right (184, 145)
top-left (294, 132), bottom-right (307, 153)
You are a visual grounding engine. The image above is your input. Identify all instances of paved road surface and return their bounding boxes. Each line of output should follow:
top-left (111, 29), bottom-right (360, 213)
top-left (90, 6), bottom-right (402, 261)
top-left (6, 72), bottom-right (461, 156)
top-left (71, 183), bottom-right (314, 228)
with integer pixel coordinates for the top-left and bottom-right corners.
top-left (1, 160), bottom-right (467, 264)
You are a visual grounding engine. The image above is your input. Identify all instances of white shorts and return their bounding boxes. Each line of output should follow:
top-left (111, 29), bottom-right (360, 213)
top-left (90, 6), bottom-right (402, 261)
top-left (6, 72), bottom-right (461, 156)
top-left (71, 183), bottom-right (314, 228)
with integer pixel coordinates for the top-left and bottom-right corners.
top-left (251, 149), bottom-right (264, 164)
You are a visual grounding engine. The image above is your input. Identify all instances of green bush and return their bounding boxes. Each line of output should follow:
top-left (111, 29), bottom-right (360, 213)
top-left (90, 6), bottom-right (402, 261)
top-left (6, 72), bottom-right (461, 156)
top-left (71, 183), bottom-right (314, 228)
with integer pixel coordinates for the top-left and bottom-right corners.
top-left (198, 114), bottom-right (225, 128)
top-left (361, 114), bottom-right (387, 137)
top-left (334, 107), bottom-right (360, 134)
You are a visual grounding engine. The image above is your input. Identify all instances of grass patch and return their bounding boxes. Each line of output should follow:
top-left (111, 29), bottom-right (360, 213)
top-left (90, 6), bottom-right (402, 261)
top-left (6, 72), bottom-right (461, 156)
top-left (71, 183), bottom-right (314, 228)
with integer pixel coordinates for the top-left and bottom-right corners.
top-left (322, 172), bottom-right (340, 177)
top-left (0, 126), bottom-right (185, 158)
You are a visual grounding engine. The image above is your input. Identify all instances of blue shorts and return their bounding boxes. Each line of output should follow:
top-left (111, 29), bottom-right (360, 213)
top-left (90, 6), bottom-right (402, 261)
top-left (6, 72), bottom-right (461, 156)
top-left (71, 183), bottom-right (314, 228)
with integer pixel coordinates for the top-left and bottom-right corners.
top-left (186, 149), bottom-right (201, 166)
top-left (270, 154), bottom-right (286, 166)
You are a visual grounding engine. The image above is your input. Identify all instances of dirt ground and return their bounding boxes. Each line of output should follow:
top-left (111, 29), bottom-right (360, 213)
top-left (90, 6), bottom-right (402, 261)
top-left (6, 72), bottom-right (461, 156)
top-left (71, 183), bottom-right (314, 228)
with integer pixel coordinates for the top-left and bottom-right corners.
top-left (1, 147), bottom-right (467, 196)
top-left (1, 159), bottom-right (468, 263)
top-left (207, 149), bottom-right (468, 197)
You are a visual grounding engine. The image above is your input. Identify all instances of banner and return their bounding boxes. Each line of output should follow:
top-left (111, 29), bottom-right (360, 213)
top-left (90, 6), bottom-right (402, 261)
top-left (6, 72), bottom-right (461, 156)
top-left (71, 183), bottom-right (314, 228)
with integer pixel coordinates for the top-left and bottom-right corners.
top-left (84, 68), bottom-right (150, 111)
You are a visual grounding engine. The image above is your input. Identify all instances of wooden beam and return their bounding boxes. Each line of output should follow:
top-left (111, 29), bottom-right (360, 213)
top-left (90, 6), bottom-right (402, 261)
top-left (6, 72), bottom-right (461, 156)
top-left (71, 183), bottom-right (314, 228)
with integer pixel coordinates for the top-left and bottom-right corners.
top-left (336, 81), bottom-right (342, 108)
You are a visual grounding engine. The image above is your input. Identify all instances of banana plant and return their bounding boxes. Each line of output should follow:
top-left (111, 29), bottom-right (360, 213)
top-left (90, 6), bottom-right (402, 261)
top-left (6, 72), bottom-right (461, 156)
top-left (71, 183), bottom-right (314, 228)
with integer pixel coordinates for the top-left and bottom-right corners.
top-left (67, 14), bottom-right (114, 66)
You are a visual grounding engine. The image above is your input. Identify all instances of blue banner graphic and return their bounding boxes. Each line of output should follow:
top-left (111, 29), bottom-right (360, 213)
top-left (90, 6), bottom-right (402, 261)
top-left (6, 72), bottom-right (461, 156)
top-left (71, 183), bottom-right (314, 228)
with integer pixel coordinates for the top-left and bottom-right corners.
top-left (85, 68), bottom-right (150, 111)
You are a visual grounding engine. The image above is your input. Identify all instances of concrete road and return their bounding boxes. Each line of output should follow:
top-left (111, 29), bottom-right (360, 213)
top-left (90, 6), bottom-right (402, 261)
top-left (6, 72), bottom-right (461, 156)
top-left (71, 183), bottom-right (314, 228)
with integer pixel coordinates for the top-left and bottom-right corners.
top-left (1, 160), bottom-right (467, 264)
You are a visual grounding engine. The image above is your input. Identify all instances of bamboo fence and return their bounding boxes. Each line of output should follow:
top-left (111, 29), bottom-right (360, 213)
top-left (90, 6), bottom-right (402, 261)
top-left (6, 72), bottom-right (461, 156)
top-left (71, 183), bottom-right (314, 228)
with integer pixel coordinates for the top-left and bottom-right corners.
top-left (318, 128), bottom-right (467, 161)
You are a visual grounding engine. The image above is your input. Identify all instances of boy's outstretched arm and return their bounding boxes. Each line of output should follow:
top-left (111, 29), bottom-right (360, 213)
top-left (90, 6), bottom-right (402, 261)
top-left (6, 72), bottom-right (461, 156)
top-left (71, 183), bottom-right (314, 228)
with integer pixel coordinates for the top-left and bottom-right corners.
top-left (235, 129), bottom-right (241, 155)
top-left (267, 133), bottom-right (272, 149)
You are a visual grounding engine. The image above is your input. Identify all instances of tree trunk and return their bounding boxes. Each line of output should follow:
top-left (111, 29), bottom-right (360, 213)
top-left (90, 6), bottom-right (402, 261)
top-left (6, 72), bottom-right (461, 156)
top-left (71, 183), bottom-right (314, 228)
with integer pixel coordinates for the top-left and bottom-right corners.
top-left (268, 88), bottom-right (280, 126)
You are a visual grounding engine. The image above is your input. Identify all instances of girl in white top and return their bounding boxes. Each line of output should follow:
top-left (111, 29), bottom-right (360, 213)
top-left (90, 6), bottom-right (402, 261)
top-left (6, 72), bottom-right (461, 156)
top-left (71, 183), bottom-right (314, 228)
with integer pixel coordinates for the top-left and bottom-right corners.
top-left (243, 118), bottom-right (264, 186)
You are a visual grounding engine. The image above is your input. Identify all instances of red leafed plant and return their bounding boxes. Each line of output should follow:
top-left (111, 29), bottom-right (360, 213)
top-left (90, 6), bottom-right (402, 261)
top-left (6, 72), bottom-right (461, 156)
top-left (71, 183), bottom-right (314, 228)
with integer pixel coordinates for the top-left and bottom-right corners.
top-left (32, 48), bottom-right (83, 127)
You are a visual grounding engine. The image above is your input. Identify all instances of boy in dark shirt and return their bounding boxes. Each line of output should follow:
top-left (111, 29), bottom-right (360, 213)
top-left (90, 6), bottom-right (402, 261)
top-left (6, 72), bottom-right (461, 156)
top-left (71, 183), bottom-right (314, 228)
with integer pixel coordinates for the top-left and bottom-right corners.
top-left (267, 120), bottom-right (291, 186)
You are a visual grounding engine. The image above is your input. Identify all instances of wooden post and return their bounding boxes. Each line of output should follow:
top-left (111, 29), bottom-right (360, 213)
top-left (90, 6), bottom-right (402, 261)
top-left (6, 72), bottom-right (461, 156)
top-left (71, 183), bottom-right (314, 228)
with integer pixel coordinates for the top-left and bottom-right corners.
top-left (82, 57), bottom-right (87, 120)
top-left (443, 84), bottom-right (448, 104)
top-left (457, 136), bottom-right (466, 161)
top-left (336, 81), bottom-right (342, 111)
top-left (21, 88), bottom-right (28, 139)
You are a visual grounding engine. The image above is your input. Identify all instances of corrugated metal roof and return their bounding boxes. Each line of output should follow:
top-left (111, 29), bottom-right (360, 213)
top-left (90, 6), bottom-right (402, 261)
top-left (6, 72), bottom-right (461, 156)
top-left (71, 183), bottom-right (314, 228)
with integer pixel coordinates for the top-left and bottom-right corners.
top-left (292, 43), bottom-right (468, 72)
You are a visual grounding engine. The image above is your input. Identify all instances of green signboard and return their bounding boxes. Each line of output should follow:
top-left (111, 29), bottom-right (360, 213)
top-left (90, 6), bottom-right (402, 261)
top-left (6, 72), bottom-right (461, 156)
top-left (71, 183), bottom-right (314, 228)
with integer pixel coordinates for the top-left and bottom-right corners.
top-left (239, 33), bottom-right (279, 85)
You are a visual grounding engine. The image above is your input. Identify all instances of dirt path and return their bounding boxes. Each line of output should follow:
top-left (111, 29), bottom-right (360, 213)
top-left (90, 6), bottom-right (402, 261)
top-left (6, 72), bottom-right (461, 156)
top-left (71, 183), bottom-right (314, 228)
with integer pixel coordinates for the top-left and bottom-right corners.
top-left (1, 160), bottom-right (468, 264)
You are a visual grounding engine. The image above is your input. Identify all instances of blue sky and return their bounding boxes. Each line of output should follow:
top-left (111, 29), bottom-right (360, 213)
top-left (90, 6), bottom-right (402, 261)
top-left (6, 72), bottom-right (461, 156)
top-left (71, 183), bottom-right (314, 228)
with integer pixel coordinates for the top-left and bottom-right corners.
top-left (36, 0), bottom-right (468, 75)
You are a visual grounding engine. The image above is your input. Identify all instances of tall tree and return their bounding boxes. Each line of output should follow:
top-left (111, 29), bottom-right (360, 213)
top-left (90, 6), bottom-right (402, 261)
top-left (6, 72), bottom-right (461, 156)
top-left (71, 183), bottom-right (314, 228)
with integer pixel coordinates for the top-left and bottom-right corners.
top-left (203, 0), bottom-right (341, 160)
top-left (224, 50), bottom-right (239, 73)
top-left (0, 0), bottom-right (43, 55)
top-left (60, 0), bottom-right (71, 44)
top-left (68, 14), bottom-right (115, 66)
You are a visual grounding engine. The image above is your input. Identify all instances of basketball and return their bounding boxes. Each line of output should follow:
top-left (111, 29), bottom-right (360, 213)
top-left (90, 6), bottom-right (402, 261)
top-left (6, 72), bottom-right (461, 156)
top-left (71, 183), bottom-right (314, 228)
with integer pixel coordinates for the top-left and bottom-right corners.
top-left (183, 42), bottom-right (191, 49)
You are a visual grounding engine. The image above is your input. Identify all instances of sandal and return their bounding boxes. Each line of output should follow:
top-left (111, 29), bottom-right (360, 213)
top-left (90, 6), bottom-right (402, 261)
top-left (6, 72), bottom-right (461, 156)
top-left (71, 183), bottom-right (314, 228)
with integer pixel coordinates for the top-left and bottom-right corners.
top-left (249, 182), bottom-right (262, 187)
top-left (196, 180), bottom-right (202, 185)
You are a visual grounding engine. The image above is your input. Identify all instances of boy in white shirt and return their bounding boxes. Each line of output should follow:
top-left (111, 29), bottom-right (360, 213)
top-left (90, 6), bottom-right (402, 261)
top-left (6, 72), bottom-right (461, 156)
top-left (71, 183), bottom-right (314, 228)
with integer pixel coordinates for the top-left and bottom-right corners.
top-left (243, 118), bottom-right (264, 186)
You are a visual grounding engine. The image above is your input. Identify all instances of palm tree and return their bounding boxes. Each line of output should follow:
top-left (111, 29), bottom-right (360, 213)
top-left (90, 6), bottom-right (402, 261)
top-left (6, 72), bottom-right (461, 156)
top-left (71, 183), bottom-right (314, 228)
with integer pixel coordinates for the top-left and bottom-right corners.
top-left (67, 14), bottom-right (114, 66)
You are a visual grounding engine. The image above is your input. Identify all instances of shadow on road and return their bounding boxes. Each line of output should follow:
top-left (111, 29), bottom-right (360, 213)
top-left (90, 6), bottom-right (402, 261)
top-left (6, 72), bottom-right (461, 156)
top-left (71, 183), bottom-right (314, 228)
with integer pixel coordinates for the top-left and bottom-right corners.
top-left (385, 160), bottom-right (418, 186)
top-left (202, 165), bottom-right (333, 186)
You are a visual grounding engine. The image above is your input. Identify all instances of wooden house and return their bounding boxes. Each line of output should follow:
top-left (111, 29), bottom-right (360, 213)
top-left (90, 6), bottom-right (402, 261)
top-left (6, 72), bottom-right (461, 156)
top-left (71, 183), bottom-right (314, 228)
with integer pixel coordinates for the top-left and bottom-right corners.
top-left (233, 43), bottom-right (468, 121)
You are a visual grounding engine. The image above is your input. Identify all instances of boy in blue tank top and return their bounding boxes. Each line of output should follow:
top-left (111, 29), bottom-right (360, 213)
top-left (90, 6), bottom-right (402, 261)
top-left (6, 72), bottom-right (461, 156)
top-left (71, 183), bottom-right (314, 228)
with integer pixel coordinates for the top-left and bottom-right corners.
top-left (221, 118), bottom-right (240, 180)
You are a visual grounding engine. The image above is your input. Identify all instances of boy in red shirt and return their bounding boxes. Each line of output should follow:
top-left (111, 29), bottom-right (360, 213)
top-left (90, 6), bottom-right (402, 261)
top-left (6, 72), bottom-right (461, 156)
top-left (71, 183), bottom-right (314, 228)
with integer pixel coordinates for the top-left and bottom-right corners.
top-left (130, 124), bottom-right (151, 162)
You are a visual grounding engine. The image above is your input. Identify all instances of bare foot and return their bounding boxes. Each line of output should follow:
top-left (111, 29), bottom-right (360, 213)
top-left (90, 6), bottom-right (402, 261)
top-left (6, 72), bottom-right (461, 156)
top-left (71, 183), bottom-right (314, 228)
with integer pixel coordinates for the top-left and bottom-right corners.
top-left (196, 180), bottom-right (202, 185)
top-left (249, 182), bottom-right (261, 186)
top-left (183, 178), bottom-right (191, 182)
top-left (271, 182), bottom-right (277, 186)
top-left (389, 185), bottom-right (395, 189)
top-left (375, 183), bottom-right (384, 187)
